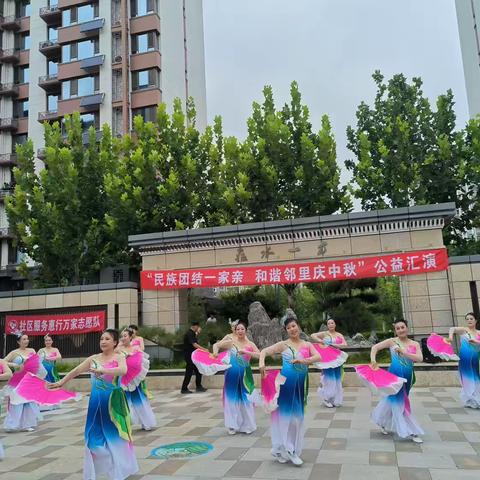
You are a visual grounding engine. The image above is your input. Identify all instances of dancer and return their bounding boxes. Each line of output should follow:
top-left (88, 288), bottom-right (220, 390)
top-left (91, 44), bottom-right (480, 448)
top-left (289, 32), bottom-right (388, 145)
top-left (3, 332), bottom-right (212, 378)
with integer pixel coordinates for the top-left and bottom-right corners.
top-left (370, 319), bottom-right (424, 443)
top-left (448, 312), bottom-right (480, 408)
top-left (129, 325), bottom-right (145, 351)
top-left (212, 321), bottom-right (260, 435)
top-left (3, 333), bottom-right (43, 432)
top-left (38, 334), bottom-right (61, 383)
top-left (311, 318), bottom-right (347, 407)
top-left (259, 318), bottom-right (321, 466)
top-left (48, 329), bottom-right (138, 480)
top-left (117, 328), bottom-right (157, 430)
top-left (0, 359), bottom-right (12, 459)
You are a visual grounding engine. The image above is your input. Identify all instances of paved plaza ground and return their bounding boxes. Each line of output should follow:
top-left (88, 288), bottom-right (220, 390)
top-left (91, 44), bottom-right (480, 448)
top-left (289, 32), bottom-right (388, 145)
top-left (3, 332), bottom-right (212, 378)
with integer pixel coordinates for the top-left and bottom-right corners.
top-left (1, 386), bottom-right (480, 480)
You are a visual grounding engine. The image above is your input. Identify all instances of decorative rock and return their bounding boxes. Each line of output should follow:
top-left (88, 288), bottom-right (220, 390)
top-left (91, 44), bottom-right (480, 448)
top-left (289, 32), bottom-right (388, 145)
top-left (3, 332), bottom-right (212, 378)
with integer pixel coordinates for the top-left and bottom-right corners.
top-left (247, 302), bottom-right (283, 350)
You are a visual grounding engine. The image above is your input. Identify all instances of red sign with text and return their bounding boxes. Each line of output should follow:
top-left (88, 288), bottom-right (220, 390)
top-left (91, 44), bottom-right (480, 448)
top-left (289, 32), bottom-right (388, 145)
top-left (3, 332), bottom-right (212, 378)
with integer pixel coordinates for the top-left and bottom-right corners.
top-left (142, 248), bottom-right (448, 290)
top-left (5, 310), bottom-right (106, 336)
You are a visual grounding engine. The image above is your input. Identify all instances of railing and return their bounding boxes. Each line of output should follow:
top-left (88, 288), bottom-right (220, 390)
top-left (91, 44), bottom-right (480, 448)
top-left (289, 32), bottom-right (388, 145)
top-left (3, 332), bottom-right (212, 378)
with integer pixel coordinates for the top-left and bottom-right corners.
top-left (39, 40), bottom-right (60, 51)
top-left (39, 6), bottom-right (61, 16)
top-left (0, 227), bottom-right (13, 237)
top-left (0, 118), bottom-right (18, 129)
top-left (39, 73), bottom-right (59, 83)
top-left (0, 83), bottom-right (19, 95)
top-left (0, 153), bottom-right (17, 165)
top-left (38, 110), bottom-right (59, 121)
top-left (0, 49), bottom-right (20, 61)
top-left (0, 15), bottom-right (21, 30)
top-left (0, 188), bottom-right (13, 199)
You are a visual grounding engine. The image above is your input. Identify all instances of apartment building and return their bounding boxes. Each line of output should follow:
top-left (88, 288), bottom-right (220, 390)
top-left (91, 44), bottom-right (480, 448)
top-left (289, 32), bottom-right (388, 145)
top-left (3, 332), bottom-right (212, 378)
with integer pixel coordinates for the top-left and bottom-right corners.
top-left (0, 0), bottom-right (207, 286)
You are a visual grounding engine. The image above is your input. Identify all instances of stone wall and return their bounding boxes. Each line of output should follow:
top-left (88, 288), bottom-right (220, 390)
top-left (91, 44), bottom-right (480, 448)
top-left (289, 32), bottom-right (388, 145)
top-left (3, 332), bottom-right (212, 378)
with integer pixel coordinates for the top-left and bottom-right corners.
top-left (448, 255), bottom-right (480, 327)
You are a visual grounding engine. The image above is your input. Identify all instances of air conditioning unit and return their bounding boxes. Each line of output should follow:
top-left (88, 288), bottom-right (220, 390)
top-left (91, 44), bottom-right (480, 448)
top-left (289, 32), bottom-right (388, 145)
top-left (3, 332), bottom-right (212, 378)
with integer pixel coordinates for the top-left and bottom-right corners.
top-left (114, 55), bottom-right (122, 63)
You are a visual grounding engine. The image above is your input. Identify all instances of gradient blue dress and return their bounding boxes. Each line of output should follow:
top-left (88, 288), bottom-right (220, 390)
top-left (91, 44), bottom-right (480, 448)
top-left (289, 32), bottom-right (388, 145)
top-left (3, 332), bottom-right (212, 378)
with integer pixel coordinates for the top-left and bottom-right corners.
top-left (318, 335), bottom-right (344, 406)
top-left (458, 333), bottom-right (480, 408)
top-left (39, 350), bottom-right (60, 383)
top-left (271, 346), bottom-right (309, 456)
top-left (3, 355), bottom-right (42, 431)
top-left (83, 359), bottom-right (138, 480)
top-left (371, 345), bottom-right (423, 438)
top-left (223, 345), bottom-right (256, 433)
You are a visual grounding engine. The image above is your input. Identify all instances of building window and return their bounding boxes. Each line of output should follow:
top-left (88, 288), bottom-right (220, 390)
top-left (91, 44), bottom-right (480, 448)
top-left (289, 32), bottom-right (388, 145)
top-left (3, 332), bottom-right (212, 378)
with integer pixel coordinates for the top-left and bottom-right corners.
top-left (17, 33), bottom-right (30, 50)
top-left (62, 39), bottom-right (99, 62)
top-left (131, 0), bottom-right (156, 17)
top-left (48, 27), bottom-right (58, 42)
top-left (132, 106), bottom-right (157, 123)
top-left (62, 75), bottom-right (99, 99)
top-left (17, 1), bottom-right (32, 18)
top-left (132, 69), bottom-right (159, 90)
top-left (15, 100), bottom-right (29, 118)
top-left (62, 3), bottom-right (99, 26)
top-left (14, 66), bottom-right (30, 84)
top-left (131, 31), bottom-right (158, 54)
top-left (12, 134), bottom-right (28, 153)
top-left (47, 95), bottom-right (58, 111)
top-left (48, 61), bottom-right (58, 75)
top-left (62, 112), bottom-right (99, 134)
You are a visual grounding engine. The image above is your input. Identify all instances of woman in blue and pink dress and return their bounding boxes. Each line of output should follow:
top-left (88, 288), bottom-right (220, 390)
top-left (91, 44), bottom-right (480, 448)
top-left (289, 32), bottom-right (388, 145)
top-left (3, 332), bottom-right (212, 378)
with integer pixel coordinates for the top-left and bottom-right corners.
top-left (448, 312), bottom-right (480, 408)
top-left (311, 318), bottom-right (347, 408)
top-left (212, 321), bottom-right (260, 435)
top-left (370, 319), bottom-right (424, 443)
top-left (0, 359), bottom-right (13, 459)
top-left (259, 318), bottom-right (321, 466)
top-left (117, 328), bottom-right (157, 431)
top-left (38, 334), bottom-right (62, 384)
top-left (49, 329), bottom-right (138, 480)
top-left (3, 334), bottom-right (44, 432)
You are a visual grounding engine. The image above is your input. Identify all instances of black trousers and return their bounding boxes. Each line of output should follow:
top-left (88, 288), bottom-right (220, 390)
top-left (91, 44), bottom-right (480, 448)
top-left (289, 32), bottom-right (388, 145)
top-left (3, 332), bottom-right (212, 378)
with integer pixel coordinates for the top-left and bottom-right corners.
top-left (181, 357), bottom-right (202, 391)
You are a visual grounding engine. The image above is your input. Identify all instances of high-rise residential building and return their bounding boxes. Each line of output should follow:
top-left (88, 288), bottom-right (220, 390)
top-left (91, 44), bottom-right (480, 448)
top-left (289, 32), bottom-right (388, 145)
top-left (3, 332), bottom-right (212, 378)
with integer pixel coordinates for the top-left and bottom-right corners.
top-left (0, 0), bottom-right (207, 286)
top-left (456, 0), bottom-right (480, 118)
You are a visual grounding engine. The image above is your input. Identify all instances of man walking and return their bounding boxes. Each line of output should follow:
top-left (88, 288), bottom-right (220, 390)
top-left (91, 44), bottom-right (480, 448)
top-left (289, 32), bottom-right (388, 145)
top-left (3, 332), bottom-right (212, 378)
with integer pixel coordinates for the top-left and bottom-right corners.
top-left (181, 321), bottom-right (208, 394)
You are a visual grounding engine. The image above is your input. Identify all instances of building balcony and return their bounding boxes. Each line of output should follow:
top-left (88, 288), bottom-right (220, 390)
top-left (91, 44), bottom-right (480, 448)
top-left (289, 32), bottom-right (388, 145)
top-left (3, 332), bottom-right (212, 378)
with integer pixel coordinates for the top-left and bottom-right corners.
top-left (58, 93), bottom-right (104, 116)
top-left (38, 74), bottom-right (61, 93)
top-left (130, 50), bottom-right (161, 72)
top-left (131, 87), bottom-right (162, 109)
top-left (0, 188), bottom-right (13, 202)
top-left (130, 13), bottom-right (161, 35)
top-left (38, 110), bottom-right (61, 122)
top-left (37, 148), bottom-right (46, 160)
top-left (0, 227), bottom-right (13, 238)
top-left (59, 0), bottom-right (92, 8)
top-left (0, 154), bottom-right (17, 166)
top-left (0, 15), bottom-right (21, 32)
top-left (80, 54), bottom-right (105, 72)
top-left (58, 18), bottom-right (105, 44)
top-left (39, 6), bottom-right (62, 25)
top-left (39, 40), bottom-right (61, 59)
top-left (0, 83), bottom-right (19, 97)
top-left (0, 118), bottom-right (18, 132)
top-left (0, 49), bottom-right (20, 64)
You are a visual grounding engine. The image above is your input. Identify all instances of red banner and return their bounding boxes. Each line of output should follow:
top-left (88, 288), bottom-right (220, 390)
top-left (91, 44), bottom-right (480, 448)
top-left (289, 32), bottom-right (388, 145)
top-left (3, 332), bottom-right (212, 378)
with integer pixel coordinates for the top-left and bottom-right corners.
top-left (5, 310), bottom-right (106, 336)
top-left (142, 248), bottom-right (448, 290)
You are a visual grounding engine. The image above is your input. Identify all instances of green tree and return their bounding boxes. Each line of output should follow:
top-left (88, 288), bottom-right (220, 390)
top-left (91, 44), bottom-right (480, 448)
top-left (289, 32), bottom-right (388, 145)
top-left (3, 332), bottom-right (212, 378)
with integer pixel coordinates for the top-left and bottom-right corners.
top-left (6, 114), bottom-right (113, 286)
top-left (221, 81), bottom-right (351, 224)
top-left (346, 71), bottom-right (479, 250)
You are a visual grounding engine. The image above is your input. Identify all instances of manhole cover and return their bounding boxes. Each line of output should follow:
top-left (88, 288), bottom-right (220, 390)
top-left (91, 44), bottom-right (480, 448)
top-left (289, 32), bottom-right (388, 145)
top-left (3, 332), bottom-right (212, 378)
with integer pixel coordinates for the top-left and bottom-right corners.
top-left (150, 441), bottom-right (214, 459)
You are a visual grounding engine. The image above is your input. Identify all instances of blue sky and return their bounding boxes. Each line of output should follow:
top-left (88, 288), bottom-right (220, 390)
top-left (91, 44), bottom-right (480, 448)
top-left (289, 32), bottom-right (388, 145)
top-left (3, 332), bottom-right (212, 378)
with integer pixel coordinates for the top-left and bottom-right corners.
top-left (203, 0), bottom-right (469, 192)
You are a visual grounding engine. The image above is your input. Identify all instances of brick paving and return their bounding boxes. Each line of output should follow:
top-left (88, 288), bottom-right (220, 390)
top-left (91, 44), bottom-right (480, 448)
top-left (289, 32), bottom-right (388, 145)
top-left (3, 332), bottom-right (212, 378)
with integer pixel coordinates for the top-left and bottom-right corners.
top-left (1, 386), bottom-right (480, 479)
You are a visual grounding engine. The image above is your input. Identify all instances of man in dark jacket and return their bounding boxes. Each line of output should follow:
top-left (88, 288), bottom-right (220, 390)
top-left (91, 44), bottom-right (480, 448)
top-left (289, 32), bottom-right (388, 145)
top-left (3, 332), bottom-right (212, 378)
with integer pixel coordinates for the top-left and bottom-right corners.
top-left (181, 321), bottom-right (209, 394)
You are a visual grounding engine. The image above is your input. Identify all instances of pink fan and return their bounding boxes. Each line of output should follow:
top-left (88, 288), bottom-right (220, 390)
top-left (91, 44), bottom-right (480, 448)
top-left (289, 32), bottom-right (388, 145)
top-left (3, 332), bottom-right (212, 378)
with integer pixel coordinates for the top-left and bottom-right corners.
top-left (427, 334), bottom-right (459, 361)
top-left (312, 344), bottom-right (348, 369)
top-left (9, 372), bottom-right (81, 406)
top-left (354, 364), bottom-right (406, 396)
top-left (120, 351), bottom-right (149, 391)
top-left (191, 349), bottom-right (231, 376)
top-left (261, 369), bottom-right (286, 413)
top-left (9, 354), bottom-right (47, 388)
